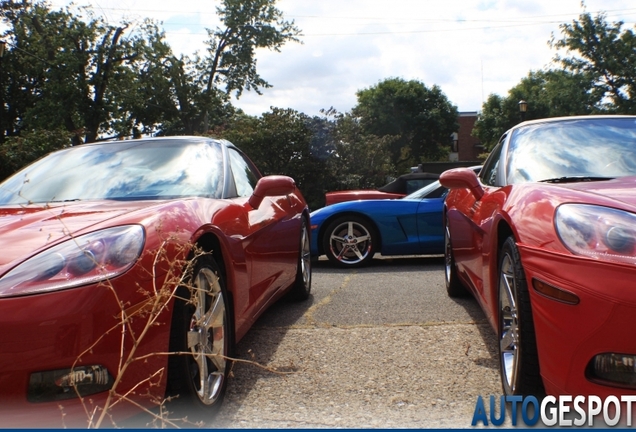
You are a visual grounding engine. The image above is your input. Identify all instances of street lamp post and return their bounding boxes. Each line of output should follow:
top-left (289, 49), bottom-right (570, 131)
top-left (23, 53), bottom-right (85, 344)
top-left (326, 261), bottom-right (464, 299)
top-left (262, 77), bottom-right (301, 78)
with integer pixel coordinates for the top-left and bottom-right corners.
top-left (518, 100), bottom-right (528, 122)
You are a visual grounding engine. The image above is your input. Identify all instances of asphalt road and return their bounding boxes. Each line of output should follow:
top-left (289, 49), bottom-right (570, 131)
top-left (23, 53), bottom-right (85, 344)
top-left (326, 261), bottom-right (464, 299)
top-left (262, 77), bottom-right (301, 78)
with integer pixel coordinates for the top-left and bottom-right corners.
top-left (212, 255), bottom-right (504, 428)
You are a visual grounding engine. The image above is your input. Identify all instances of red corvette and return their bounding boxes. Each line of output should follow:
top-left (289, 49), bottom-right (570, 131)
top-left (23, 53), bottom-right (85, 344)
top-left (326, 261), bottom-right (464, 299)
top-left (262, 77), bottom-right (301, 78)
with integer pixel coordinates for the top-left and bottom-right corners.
top-left (0, 136), bottom-right (311, 427)
top-left (441, 116), bottom-right (636, 400)
top-left (324, 172), bottom-right (439, 205)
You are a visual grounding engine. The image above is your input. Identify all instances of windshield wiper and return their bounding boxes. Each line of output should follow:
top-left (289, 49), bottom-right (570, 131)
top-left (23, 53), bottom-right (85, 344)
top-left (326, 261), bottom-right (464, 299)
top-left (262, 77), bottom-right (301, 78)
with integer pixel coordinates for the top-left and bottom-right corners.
top-left (539, 176), bottom-right (614, 184)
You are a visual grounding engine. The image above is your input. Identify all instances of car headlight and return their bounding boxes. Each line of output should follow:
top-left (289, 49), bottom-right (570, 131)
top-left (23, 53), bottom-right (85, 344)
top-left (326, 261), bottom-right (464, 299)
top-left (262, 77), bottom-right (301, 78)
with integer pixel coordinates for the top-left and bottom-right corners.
top-left (555, 204), bottom-right (636, 264)
top-left (0, 225), bottom-right (145, 298)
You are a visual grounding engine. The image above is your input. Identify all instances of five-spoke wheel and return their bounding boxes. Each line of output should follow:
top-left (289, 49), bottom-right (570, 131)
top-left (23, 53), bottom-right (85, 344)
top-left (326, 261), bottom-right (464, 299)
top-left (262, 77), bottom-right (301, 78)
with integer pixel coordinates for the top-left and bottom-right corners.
top-left (322, 216), bottom-right (377, 267)
top-left (497, 236), bottom-right (544, 396)
top-left (167, 255), bottom-right (233, 417)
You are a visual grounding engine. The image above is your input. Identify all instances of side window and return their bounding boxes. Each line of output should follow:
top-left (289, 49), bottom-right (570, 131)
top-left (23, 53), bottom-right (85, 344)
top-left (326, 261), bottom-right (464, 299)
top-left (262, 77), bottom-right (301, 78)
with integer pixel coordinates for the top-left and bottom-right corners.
top-left (406, 180), bottom-right (422, 194)
top-left (479, 138), bottom-right (505, 187)
top-left (228, 148), bottom-right (260, 197)
top-left (406, 179), bottom-right (436, 194)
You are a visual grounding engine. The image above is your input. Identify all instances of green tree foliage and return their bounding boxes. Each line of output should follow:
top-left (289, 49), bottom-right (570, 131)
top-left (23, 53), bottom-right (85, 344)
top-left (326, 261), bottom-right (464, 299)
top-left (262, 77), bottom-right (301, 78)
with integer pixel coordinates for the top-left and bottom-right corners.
top-left (0, 1), bottom-right (176, 143)
top-left (474, 11), bottom-right (636, 151)
top-left (353, 78), bottom-right (458, 173)
top-left (0, 0), bottom-right (299, 145)
top-left (323, 109), bottom-right (394, 193)
top-left (473, 70), bottom-right (598, 150)
top-left (201, 0), bottom-right (301, 98)
top-left (163, 0), bottom-right (301, 135)
top-left (551, 11), bottom-right (636, 113)
top-left (220, 108), bottom-right (327, 209)
top-left (157, 54), bottom-right (236, 136)
top-left (471, 94), bottom-right (509, 153)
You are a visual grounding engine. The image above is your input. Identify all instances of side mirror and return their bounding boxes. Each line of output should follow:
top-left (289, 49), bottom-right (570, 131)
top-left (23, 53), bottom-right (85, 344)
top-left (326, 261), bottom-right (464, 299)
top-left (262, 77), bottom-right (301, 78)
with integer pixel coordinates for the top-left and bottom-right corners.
top-left (439, 168), bottom-right (484, 200)
top-left (248, 175), bottom-right (296, 209)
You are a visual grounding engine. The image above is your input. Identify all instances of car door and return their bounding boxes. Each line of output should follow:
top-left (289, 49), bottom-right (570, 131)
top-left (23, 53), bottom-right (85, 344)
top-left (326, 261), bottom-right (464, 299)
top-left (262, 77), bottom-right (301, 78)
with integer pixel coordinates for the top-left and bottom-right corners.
top-left (226, 148), bottom-right (299, 315)
top-left (415, 187), bottom-right (446, 254)
top-left (448, 141), bottom-right (504, 303)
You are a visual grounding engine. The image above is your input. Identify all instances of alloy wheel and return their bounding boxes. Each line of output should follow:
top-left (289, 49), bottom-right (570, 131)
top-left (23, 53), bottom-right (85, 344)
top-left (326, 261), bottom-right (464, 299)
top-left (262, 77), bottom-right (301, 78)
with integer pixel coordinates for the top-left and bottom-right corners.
top-left (499, 252), bottom-right (519, 393)
top-left (187, 267), bottom-right (227, 405)
top-left (328, 220), bottom-right (372, 265)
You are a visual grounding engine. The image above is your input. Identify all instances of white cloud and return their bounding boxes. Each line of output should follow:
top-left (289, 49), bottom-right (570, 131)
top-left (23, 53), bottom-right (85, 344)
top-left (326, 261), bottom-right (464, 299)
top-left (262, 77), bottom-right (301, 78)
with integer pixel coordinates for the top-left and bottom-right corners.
top-left (51, 0), bottom-right (636, 116)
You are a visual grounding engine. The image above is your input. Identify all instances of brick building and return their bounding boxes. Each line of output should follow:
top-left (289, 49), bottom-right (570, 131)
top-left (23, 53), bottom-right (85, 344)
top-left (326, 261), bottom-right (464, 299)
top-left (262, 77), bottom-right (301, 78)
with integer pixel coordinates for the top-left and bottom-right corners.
top-left (415, 112), bottom-right (483, 174)
top-left (449, 111), bottom-right (483, 162)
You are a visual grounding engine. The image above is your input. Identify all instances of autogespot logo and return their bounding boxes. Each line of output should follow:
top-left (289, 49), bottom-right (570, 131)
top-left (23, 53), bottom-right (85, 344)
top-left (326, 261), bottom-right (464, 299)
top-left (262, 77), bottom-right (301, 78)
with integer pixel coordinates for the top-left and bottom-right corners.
top-left (471, 395), bottom-right (636, 427)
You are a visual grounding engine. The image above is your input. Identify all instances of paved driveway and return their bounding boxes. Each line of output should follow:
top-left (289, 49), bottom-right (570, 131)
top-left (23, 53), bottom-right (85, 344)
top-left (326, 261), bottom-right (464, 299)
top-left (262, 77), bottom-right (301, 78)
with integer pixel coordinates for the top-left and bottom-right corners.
top-left (214, 256), bottom-right (503, 428)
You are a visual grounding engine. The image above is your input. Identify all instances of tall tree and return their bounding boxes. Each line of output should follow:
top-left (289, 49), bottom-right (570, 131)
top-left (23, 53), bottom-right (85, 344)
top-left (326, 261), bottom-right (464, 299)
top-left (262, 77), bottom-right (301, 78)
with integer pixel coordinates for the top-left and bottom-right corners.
top-left (327, 110), bottom-right (395, 192)
top-left (353, 78), bottom-right (458, 173)
top-left (473, 11), bottom-right (636, 152)
top-left (473, 70), bottom-right (599, 151)
top-left (152, 0), bottom-right (302, 135)
top-left (551, 11), bottom-right (636, 113)
top-left (201, 0), bottom-right (301, 98)
top-left (0, 0), bottom-right (300, 143)
top-left (0, 1), bottom-right (175, 143)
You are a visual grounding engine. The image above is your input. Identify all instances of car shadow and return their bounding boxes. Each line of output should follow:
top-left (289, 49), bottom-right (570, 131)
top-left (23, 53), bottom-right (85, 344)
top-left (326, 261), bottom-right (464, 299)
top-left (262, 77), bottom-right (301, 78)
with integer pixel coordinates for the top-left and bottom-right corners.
top-left (217, 291), bottom-right (316, 413)
top-left (311, 254), bottom-right (447, 274)
top-left (447, 291), bottom-right (500, 373)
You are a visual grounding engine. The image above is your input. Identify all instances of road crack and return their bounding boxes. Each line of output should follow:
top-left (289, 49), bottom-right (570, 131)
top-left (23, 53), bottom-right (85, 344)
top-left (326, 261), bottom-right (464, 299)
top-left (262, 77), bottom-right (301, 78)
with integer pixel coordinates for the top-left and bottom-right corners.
top-left (302, 272), bottom-right (355, 326)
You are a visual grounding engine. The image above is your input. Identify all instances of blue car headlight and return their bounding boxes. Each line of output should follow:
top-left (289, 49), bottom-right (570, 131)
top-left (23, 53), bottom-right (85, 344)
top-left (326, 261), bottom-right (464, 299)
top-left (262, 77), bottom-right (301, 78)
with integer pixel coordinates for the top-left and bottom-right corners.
top-left (555, 204), bottom-right (636, 265)
top-left (0, 225), bottom-right (145, 298)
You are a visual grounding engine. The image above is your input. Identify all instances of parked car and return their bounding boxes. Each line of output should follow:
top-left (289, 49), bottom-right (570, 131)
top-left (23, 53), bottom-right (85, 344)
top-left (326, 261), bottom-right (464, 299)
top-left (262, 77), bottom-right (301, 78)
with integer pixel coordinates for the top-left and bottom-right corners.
top-left (441, 115), bottom-right (636, 399)
top-left (311, 180), bottom-right (448, 267)
top-left (0, 136), bottom-right (311, 427)
top-left (324, 172), bottom-right (439, 206)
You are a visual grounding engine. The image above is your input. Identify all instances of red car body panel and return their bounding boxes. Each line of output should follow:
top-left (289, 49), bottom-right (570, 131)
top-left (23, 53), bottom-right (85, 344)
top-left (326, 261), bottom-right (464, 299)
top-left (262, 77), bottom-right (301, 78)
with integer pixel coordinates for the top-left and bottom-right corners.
top-left (324, 190), bottom-right (405, 205)
top-left (443, 152), bottom-right (636, 400)
top-left (0, 160), bottom-right (308, 425)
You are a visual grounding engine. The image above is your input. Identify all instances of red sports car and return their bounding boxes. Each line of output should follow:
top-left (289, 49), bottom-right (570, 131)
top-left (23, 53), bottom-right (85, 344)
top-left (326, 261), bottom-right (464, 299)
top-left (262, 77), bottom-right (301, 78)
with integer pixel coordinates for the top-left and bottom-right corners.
top-left (0, 136), bottom-right (311, 427)
top-left (324, 172), bottom-right (439, 205)
top-left (441, 115), bottom-right (636, 399)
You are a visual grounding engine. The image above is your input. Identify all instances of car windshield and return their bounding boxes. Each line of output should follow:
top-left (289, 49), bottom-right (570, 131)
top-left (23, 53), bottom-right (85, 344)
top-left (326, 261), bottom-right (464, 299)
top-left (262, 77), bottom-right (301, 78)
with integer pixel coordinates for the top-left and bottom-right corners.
top-left (0, 139), bottom-right (224, 205)
top-left (506, 118), bottom-right (636, 184)
top-left (403, 180), bottom-right (446, 200)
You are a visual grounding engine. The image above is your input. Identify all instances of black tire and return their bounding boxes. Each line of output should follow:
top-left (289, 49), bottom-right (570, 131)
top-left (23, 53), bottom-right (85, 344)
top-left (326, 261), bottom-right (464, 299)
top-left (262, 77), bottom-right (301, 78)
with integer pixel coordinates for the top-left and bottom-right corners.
top-left (444, 217), bottom-right (467, 297)
top-left (167, 255), bottom-right (233, 418)
top-left (287, 217), bottom-right (312, 301)
top-left (322, 215), bottom-right (377, 267)
top-left (497, 236), bottom-right (545, 396)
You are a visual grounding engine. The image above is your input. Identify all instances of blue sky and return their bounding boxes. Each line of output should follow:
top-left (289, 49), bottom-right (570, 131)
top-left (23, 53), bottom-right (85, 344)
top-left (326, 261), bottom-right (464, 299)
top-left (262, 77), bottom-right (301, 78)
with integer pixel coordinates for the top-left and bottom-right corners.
top-left (52, 0), bottom-right (636, 117)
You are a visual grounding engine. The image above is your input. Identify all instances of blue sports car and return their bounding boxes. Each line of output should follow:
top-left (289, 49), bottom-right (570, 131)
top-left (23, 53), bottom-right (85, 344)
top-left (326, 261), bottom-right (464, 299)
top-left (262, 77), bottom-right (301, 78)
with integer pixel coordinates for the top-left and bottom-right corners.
top-left (310, 180), bottom-right (448, 267)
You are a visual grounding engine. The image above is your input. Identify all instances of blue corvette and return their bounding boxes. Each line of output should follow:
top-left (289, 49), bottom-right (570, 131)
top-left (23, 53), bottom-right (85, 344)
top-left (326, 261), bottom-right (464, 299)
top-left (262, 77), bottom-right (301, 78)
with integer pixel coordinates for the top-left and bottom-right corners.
top-left (310, 180), bottom-right (448, 267)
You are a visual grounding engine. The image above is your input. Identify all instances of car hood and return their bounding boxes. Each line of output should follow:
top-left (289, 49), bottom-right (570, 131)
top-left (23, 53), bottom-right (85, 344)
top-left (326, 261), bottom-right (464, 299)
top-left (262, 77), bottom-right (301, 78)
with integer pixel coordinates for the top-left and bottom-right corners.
top-left (0, 200), bottom-right (157, 270)
top-left (552, 176), bottom-right (636, 209)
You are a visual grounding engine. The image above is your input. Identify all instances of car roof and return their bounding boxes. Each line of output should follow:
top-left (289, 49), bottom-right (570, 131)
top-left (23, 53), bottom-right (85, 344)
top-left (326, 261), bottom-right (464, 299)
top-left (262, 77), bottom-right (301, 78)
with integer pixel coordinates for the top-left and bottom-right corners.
top-left (511, 114), bottom-right (636, 130)
top-left (88, 135), bottom-right (225, 146)
top-left (378, 172), bottom-right (439, 193)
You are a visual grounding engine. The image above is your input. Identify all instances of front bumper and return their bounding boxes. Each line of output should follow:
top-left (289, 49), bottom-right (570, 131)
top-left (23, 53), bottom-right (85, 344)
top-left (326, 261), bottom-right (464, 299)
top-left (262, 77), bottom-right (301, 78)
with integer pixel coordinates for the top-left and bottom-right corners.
top-left (519, 244), bottom-right (636, 398)
top-left (0, 276), bottom-right (171, 427)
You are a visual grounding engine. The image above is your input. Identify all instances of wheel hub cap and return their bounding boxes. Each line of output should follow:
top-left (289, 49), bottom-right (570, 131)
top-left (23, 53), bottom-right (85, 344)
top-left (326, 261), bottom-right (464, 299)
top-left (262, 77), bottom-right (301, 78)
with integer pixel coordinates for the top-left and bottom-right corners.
top-left (328, 221), bottom-right (372, 265)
